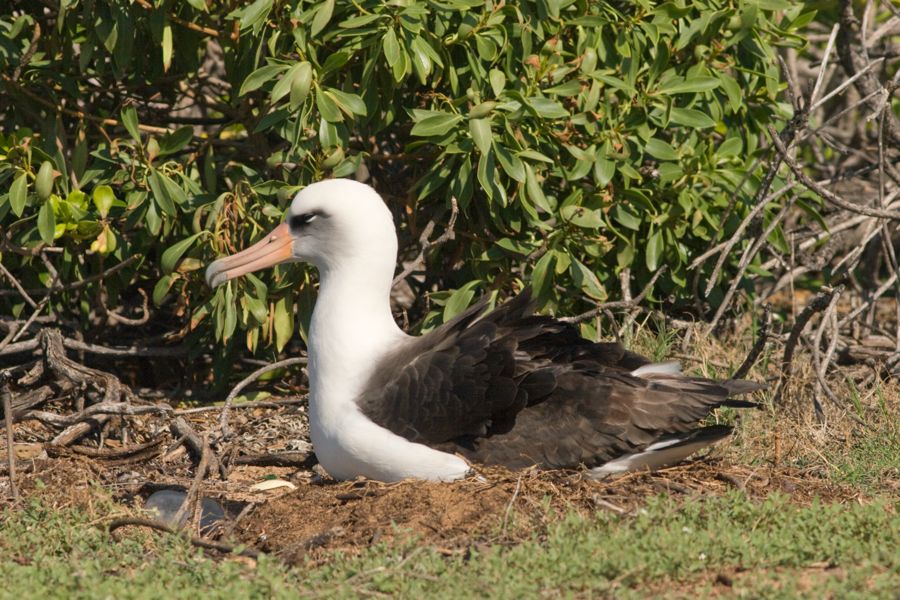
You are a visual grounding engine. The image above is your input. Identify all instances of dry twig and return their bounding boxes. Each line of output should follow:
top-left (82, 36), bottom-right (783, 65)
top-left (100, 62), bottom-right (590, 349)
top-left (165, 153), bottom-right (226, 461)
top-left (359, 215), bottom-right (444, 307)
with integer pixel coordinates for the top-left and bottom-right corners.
top-left (392, 197), bottom-right (459, 287)
top-left (217, 357), bottom-right (307, 436)
top-left (107, 517), bottom-right (260, 558)
top-left (773, 286), bottom-right (843, 404)
top-left (2, 382), bottom-right (18, 501)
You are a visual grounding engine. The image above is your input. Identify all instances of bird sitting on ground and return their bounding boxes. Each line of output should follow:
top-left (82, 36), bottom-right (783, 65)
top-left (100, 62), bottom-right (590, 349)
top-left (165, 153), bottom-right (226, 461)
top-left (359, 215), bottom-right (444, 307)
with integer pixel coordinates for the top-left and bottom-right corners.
top-left (206, 179), bottom-right (761, 482)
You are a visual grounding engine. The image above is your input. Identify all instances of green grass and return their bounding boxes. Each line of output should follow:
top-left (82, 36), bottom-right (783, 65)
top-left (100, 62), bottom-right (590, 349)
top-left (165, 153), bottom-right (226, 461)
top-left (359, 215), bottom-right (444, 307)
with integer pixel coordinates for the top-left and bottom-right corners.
top-left (833, 424), bottom-right (900, 491)
top-left (2, 490), bottom-right (897, 599)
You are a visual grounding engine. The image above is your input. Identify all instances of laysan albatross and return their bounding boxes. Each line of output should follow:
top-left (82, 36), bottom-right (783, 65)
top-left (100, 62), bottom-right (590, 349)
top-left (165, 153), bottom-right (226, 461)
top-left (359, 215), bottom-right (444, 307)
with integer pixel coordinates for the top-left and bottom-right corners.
top-left (206, 179), bottom-right (761, 482)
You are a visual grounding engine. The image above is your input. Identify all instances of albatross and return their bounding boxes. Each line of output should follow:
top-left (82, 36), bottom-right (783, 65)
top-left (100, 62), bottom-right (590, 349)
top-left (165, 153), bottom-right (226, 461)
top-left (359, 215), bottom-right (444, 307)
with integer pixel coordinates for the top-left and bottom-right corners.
top-left (206, 179), bottom-right (761, 482)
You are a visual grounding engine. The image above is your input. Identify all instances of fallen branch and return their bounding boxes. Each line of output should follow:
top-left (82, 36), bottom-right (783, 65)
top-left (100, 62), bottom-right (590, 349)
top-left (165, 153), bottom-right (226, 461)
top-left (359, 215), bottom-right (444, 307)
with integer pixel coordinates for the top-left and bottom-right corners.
top-left (51, 415), bottom-right (112, 446)
top-left (23, 403), bottom-right (172, 428)
top-left (231, 451), bottom-right (317, 469)
top-left (0, 331), bottom-right (188, 358)
top-left (2, 382), bottom-right (18, 502)
top-left (107, 517), bottom-right (260, 558)
top-left (170, 417), bottom-right (222, 478)
top-left (172, 435), bottom-right (212, 531)
top-left (64, 438), bottom-right (164, 461)
top-left (176, 396), bottom-right (306, 415)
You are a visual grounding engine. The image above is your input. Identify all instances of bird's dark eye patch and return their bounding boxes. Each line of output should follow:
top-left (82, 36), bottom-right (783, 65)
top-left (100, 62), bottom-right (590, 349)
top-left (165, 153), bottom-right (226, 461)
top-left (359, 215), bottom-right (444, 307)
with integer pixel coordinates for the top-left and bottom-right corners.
top-left (289, 212), bottom-right (319, 230)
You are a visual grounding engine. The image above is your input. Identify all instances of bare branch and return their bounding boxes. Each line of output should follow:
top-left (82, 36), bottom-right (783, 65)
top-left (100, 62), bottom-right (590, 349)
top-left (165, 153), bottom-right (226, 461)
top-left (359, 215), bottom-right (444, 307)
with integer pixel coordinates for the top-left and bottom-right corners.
top-left (559, 267), bottom-right (667, 324)
top-left (392, 197), bottom-right (459, 288)
top-left (217, 357), bottom-right (307, 436)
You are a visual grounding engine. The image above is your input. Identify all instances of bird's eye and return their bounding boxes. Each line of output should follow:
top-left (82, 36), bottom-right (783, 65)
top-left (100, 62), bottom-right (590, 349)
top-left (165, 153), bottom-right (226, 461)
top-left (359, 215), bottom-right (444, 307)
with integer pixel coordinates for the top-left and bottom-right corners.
top-left (289, 212), bottom-right (318, 230)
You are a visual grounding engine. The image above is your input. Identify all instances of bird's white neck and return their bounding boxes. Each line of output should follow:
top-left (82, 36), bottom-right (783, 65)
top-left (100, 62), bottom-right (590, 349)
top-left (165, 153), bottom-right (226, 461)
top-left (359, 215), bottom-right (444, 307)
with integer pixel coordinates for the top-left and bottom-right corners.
top-left (307, 254), bottom-right (405, 415)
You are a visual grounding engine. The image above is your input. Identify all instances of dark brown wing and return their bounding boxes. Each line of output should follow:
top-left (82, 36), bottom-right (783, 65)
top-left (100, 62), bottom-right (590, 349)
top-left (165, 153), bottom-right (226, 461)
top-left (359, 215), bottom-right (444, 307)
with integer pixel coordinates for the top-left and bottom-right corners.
top-left (355, 290), bottom-right (761, 469)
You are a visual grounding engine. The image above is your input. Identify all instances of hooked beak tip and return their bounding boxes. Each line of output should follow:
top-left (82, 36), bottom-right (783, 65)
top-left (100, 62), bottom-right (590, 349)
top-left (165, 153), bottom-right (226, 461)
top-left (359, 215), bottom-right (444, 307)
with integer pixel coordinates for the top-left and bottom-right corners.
top-left (205, 261), bottom-right (226, 289)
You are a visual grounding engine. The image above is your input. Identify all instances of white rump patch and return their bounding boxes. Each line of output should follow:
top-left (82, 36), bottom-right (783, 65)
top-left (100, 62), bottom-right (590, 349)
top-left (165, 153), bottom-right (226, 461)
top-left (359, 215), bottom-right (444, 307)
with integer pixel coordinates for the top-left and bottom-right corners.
top-left (630, 360), bottom-right (682, 377)
top-left (588, 437), bottom-right (721, 478)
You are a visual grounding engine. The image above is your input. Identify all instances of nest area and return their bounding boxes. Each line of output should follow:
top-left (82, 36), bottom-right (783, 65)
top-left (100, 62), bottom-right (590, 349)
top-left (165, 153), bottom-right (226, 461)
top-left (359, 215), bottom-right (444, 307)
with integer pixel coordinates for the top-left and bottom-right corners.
top-left (1, 318), bottom-right (895, 562)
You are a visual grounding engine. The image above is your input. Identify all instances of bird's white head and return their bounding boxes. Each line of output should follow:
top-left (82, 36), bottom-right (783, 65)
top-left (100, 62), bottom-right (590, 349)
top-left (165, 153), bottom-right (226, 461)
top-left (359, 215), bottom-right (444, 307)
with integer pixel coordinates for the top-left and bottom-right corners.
top-left (205, 179), bottom-right (398, 288)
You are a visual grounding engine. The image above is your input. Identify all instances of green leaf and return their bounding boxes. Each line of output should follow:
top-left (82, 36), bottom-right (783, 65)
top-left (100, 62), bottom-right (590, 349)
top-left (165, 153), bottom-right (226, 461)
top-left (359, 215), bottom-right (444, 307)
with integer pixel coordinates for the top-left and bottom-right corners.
top-left (593, 157), bottom-right (615, 187)
top-left (718, 137), bottom-right (743, 157)
top-left (288, 62), bottom-right (313, 108)
top-left (121, 106), bottom-right (141, 142)
top-left (153, 274), bottom-right (175, 306)
top-left (571, 258), bottom-right (606, 300)
top-left (161, 232), bottom-right (204, 274)
top-left (443, 280), bottom-right (480, 321)
top-left (37, 200), bottom-right (56, 245)
top-left (35, 161), bottom-right (55, 200)
top-left (410, 37), bottom-right (433, 82)
top-left (411, 114), bottom-right (463, 137)
top-left (719, 75), bottom-right (743, 113)
top-left (644, 138), bottom-right (680, 161)
top-left (272, 62), bottom-right (303, 104)
top-left (489, 69), bottom-right (506, 97)
top-left (161, 19), bottom-right (173, 72)
top-left (669, 107), bottom-right (716, 129)
top-left (327, 88), bottom-right (367, 117)
top-left (316, 89), bottom-right (344, 122)
top-left (9, 172), bottom-right (28, 217)
top-left (657, 77), bottom-right (721, 94)
top-left (646, 228), bottom-right (663, 271)
top-left (531, 251), bottom-right (555, 296)
top-left (613, 204), bottom-right (642, 231)
top-left (310, 0), bottom-right (334, 36)
top-left (339, 14), bottom-right (383, 28)
top-left (524, 165), bottom-right (552, 213)
top-left (382, 27), bottom-right (409, 82)
top-left (223, 300), bottom-right (237, 343)
top-left (253, 108), bottom-right (289, 133)
top-left (92, 185), bottom-right (115, 218)
top-left (494, 144), bottom-right (526, 182)
top-left (383, 28), bottom-right (400, 66)
top-left (239, 64), bottom-right (288, 96)
top-left (469, 118), bottom-right (492, 154)
top-left (527, 97), bottom-right (570, 119)
top-left (245, 294), bottom-right (268, 325)
top-left (544, 80), bottom-right (582, 96)
top-left (561, 205), bottom-right (604, 228)
top-left (274, 296), bottom-right (294, 352)
top-left (148, 170), bottom-right (185, 216)
top-left (235, 0), bottom-right (272, 32)
top-left (158, 127), bottom-right (193, 156)
top-left (519, 149), bottom-right (554, 164)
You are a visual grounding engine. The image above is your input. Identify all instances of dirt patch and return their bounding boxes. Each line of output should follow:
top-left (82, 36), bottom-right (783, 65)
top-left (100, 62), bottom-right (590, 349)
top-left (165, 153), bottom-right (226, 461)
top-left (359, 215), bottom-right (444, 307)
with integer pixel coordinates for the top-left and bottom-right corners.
top-left (234, 462), bottom-right (867, 564)
top-left (0, 444), bottom-right (878, 565)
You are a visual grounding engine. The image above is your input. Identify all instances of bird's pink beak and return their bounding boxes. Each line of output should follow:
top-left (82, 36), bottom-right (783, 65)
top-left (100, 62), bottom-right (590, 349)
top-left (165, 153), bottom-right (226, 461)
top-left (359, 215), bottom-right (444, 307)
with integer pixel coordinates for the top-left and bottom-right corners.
top-left (205, 223), bottom-right (294, 288)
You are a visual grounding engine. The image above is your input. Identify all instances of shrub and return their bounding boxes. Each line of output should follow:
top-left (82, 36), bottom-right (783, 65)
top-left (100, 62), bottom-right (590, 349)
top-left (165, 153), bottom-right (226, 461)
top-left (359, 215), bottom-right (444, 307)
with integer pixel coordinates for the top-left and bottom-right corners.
top-left (0, 1), bottom-right (813, 357)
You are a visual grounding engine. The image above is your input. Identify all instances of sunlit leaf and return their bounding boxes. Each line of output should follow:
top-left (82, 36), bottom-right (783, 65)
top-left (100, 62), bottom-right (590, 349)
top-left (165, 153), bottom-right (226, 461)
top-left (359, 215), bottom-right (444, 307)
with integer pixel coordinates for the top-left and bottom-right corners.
top-left (469, 118), bottom-right (492, 154)
top-left (161, 232), bottom-right (204, 274)
top-left (37, 200), bottom-right (56, 244)
top-left (120, 106), bottom-right (141, 142)
top-left (9, 172), bottom-right (28, 217)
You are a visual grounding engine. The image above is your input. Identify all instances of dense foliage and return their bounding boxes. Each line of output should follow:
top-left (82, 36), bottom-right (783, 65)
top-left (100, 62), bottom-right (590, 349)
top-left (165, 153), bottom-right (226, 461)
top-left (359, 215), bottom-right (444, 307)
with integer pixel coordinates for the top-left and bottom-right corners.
top-left (0, 1), bottom-right (815, 358)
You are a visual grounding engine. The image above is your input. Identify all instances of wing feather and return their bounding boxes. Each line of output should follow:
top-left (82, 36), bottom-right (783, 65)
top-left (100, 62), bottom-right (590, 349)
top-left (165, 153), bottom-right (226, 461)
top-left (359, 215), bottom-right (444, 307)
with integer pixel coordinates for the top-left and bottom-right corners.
top-left (356, 290), bottom-right (762, 469)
